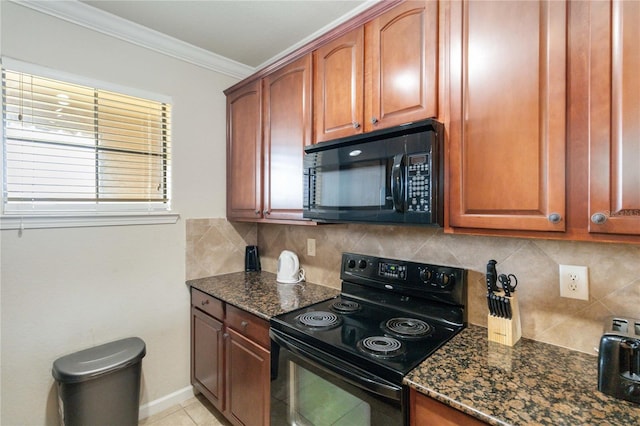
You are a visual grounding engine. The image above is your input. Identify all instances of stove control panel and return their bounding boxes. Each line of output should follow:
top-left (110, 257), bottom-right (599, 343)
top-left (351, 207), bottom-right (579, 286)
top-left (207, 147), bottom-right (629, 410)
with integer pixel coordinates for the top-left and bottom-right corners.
top-left (378, 262), bottom-right (407, 280)
top-left (341, 252), bottom-right (467, 307)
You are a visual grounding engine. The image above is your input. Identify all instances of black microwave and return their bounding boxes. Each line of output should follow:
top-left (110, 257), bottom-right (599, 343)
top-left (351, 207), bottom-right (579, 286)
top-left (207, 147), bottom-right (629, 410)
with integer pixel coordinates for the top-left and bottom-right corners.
top-left (303, 119), bottom-right (443, 226)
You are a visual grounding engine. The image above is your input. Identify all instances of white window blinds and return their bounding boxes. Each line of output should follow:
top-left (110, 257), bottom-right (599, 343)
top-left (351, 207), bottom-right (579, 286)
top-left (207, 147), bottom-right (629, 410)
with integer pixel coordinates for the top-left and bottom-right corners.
top-left (2, 66), bottom-right (171, 215)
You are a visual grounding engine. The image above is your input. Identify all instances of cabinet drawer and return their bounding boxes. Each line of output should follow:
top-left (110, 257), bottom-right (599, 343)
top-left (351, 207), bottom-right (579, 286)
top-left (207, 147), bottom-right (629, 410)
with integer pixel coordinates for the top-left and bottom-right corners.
top-left (191, 289), bottom-right (224, 320)
top-left (226, 305), bottom-right (270, 349)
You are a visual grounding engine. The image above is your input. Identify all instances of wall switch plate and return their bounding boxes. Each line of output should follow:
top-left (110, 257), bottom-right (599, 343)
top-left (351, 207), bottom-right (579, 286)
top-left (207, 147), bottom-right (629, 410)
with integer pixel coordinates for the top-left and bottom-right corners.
top-left (559, 264), bottom-right (589, 300)
top-left (306, 238), bottom-right (316, 257)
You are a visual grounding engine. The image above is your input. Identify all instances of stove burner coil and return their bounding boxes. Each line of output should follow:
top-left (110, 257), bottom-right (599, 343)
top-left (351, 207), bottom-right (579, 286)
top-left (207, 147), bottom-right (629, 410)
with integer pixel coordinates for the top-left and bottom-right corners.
top-left (383, 318), bottom-right (433, 339)
top-left (329, 300), bottom-right (361, 314)
top-left (297, 311), bottom-right (341, 328)
top-left (357, 336), bottom-right (405, 358)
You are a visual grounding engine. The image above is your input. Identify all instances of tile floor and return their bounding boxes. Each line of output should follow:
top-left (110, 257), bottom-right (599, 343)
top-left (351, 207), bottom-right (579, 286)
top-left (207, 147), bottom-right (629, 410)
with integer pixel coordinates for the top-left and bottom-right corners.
top-left (140, 394), bottom-right (231, 426)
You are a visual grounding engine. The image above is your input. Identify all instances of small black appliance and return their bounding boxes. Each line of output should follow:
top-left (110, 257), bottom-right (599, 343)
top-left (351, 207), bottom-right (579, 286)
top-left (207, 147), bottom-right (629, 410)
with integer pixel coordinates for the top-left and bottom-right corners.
top-left (244, 245), bottom-right (261, 272)
top-left (303, 119), bottom-right (444, 226)
top-left (598, 316), bottom-right (640, 405)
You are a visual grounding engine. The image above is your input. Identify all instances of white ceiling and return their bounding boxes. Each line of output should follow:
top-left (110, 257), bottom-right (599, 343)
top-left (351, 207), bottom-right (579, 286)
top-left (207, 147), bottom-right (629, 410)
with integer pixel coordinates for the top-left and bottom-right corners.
top-left (79, 0), bottom-right (371, 70)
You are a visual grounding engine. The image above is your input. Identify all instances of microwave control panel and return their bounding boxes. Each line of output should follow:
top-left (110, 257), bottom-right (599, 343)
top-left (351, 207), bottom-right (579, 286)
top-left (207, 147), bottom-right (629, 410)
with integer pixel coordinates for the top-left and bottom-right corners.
top-left (407, 153), bottom-right (431, 213)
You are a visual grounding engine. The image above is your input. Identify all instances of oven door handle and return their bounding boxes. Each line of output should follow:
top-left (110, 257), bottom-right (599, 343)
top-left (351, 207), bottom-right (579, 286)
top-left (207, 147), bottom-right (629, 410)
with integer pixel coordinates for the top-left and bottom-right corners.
top-left (270, 329), bottom-right (402, 401)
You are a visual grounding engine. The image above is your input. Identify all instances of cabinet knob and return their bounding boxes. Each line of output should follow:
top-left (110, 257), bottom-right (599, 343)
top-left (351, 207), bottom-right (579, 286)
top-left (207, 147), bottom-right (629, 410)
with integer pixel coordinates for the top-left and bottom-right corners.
top-left (353, 122), bottom-right (360, 129)
top-left (254, 210), bottom-right (260, 215)
top-left (223, 333), bottom-right (229, 340)
top-left (241, 321), bottom-right (249, 329)
top-left (548, 213), bottom-right (562, 224)
top-left (371, 117), bottom-right (378, 125)
top-left (591, 212), bottom-right (608, 225)
top-left (263, 209), bottom-right (270, 215)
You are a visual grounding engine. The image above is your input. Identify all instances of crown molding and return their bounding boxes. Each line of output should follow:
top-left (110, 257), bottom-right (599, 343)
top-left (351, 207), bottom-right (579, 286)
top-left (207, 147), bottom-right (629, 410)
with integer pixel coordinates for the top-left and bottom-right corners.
top-left (10, 0), bottom-right (255, 79)
top-left (254, 0), bottom-right (381, 71)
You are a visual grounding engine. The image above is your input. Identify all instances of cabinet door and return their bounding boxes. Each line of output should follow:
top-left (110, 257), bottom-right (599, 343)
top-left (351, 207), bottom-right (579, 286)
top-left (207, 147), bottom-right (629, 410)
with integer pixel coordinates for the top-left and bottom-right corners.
top-left (365, 0), bottom-right (438, 132)
top-left (191, 307), bottom-right (224, 411)
top-left (227, 80), bottom-right (262, 220)
top-left (448, 0), bottom-right (566, 231)
top-left (410, 388), bottom-right (485, 426)
top-left (226, 328), bottom-right (270, 426)
top-left (263, 55), bottom-right (312, 220)
top-left (589, 0), bottom-right (640, 235)
top-left (313, 27), bottom-right (364, 143)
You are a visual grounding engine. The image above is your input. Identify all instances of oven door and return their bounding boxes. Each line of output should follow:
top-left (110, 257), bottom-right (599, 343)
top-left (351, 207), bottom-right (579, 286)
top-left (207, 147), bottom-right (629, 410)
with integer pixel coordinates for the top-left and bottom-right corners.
top-left (270, 329), bottom-right (405, 426)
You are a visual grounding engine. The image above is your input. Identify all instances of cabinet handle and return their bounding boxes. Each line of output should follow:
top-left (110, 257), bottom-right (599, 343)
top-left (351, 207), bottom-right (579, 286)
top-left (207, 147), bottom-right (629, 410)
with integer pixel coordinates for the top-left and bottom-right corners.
top-left (371, 117), bottom-right (378, 125)
top-left (241, 320), bottom-right (249, 329)
top-left (201, 299), bottom-right (209, 306)
top-left (591, 212), bottom-right (608, 225)
top-left (353, 122), bottom-right (360, 129)
top-left (548, 213), bottom-right (562, 224)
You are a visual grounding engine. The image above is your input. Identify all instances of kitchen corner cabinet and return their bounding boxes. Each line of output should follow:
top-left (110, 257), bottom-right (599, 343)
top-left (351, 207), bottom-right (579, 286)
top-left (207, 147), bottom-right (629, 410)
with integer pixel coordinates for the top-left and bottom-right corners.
top-left (226, 54), bottom-right (312, 223)
top-left (410, 388), bottom-right (485, 426)
top-left (588, 0), bottom-right (640, 236)
top-left (313, 0), bottom-right (438, 143)
top-left (447, 0), bottom-right (567, 232)
top-left (191, 289), bottom-right (270, 426)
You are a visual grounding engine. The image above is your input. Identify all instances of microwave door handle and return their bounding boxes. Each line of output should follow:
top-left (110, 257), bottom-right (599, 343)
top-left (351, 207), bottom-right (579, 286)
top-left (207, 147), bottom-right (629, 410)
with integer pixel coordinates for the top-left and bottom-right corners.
top-left (391, 154), bottom-right (405, 212)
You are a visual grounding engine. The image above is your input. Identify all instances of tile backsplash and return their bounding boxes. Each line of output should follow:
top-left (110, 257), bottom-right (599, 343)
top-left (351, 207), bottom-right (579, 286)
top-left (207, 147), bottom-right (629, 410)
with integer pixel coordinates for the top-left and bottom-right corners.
top-left (186, 219), bottom-right (640, 355)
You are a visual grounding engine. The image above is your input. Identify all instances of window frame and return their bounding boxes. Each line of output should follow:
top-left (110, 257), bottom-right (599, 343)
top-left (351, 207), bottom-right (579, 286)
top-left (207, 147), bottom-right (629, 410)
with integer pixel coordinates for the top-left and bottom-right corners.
top-left (1, 58), bottom-right (179, 229)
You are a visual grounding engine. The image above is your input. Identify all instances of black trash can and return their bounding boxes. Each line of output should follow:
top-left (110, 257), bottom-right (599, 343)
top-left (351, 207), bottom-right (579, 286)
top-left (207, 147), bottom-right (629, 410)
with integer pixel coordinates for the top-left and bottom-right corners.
top-left (52, 337), bottom-right (146, 426)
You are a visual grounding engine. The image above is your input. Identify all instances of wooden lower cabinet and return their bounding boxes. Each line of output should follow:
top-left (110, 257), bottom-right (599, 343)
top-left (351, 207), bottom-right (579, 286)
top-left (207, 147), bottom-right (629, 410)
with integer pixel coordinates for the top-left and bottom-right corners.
top-left (226, 328), bottom-right (270, 426)
top-left (190, 289), bottom-right (270, 426)
top-left (191, 307), bottom-right (224, 411)
top-left (410, 388), bottom-right (486, 426)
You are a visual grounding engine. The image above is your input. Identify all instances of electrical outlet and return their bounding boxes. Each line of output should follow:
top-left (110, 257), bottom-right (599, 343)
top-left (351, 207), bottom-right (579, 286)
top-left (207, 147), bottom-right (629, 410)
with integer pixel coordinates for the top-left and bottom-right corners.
top-left (559, 264), bottom-right (589, 300)
top-left (306, 238), bottom-right (316, 257)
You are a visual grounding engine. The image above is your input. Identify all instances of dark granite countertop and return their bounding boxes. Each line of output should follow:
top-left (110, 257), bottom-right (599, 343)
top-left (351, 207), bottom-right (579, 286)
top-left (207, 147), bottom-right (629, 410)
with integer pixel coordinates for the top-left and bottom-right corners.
top-left (404, 325), bottom-right (640, 426)
top-left (186, 271), bottom-right (340, 320)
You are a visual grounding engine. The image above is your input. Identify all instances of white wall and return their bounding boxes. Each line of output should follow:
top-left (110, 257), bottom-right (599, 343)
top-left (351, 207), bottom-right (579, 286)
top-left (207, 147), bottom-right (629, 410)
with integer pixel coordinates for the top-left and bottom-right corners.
top-left (0, 2), bottom-right (238, 424)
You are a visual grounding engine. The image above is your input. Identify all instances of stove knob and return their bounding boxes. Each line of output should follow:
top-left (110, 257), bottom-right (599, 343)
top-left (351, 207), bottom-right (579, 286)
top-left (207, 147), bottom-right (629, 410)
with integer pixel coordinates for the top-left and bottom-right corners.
top-left (437, 273), bottom-right (455, 288)
top-left (419, 268), bottom-right (432, 283)
top-left (347, 259), bottom-right (356, 269)
top-left (358, 259), bottom-right (367, 269)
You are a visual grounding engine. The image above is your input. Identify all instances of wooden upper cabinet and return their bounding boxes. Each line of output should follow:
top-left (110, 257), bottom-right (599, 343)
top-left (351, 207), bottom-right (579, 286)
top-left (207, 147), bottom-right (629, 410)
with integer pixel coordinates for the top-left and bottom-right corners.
top-left (588, 0), bottom-right (640, 235)
top-left (314, 27), bottom-right (364, 143)
top-left (262, 54), bottom-right (312, 220)
top-left (448, 0), bottom-right (567, 232)
top-left (313, 1), bottom-right (438, 142)
top-left (365, 0), bottom-right (438, 131)
top-left (227, 81), bottom-right (262, 220)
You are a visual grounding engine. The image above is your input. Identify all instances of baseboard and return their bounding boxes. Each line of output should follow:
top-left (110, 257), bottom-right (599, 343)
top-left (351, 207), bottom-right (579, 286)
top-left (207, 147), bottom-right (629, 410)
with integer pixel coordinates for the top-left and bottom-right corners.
top-left (138, 386), bottom-right (195, 420)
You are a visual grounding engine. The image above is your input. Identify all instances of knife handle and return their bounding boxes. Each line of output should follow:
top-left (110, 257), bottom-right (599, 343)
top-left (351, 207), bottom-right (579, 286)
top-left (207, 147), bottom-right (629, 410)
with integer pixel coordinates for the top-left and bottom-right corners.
top-left (486, 260), bottom-right (499, 292)
top-left (499, 274), bottom-right (511, 297)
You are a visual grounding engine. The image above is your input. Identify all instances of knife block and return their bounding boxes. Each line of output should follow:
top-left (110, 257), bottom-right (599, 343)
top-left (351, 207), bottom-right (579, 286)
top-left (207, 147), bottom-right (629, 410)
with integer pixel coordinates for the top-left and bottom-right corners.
top-left (487, 292), bottom-right (521, 346)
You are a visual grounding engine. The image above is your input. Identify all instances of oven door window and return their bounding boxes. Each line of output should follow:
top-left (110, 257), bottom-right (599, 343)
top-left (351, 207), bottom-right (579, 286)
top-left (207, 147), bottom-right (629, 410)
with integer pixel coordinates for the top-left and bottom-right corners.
top-left (271, 345), bottom-right (402, 426)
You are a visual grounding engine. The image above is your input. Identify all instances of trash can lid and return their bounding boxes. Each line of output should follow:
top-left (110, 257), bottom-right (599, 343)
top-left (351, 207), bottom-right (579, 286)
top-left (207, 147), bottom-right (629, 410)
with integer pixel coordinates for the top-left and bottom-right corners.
top-left (52, 337), bottom-right (146, 383)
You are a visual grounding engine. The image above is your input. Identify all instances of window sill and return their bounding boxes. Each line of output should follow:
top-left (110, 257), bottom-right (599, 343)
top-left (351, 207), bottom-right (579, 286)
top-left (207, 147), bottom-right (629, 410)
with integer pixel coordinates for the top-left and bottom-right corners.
top-left (0, 212), bottom-right (180, 230)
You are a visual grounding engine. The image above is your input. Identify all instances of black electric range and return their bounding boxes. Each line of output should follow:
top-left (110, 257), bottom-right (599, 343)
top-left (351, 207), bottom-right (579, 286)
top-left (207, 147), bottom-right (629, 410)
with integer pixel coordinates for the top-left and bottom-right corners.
top-left (270, 252), bottom-right (467, 386)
